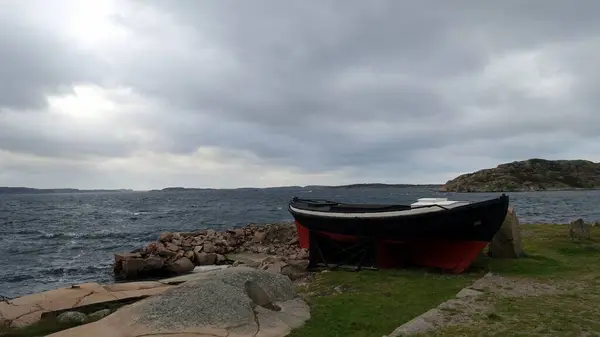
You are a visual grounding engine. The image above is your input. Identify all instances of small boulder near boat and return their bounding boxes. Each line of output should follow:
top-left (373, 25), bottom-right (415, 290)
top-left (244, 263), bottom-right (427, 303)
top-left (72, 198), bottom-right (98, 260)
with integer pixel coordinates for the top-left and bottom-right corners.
top-left (288, 194), bottom-right (509, 273)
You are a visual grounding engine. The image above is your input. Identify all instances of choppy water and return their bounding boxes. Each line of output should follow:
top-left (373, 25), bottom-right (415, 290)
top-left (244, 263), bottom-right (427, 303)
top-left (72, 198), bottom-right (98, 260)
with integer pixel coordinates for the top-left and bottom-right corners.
top-left (1, 187), bottom-right (599, 298)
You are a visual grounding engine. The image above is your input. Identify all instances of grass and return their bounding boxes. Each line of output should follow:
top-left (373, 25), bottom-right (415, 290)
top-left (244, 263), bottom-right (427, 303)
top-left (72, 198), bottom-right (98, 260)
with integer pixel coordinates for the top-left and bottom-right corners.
top-left (288, 269), bottom-right (478, 337)
top-left (290, 223), bottom-right (600, 337)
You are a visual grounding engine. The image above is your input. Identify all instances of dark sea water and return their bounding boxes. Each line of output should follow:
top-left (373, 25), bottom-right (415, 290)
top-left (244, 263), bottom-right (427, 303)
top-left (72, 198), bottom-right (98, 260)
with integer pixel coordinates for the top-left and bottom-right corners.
top-left (1, 186), bottom-right (600, 299)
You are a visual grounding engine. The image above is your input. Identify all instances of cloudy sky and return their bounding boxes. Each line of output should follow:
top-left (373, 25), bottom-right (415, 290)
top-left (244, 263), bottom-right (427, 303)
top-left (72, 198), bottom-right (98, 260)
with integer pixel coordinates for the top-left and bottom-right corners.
top-left (1, 0), bottom-right (599, 190)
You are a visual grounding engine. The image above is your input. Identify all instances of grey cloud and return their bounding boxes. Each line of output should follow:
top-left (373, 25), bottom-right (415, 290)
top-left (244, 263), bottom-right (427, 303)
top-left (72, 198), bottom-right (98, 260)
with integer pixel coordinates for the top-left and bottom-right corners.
top-left (2, 0), bottom-right (600, 187)
top-left (0, 8), bottom-right (105, 110)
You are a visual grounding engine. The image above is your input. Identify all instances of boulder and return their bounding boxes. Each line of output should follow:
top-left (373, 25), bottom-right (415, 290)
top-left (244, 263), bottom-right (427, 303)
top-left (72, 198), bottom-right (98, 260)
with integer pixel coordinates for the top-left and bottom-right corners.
top-left (49, 268), bottom-right (310, 337)
top-left (203, 243), bottom-right (216, 253)
top-left (488, 207), bottom-right (524, 258)
top-left (114, 254), bottom-right (165, 279)
top-left (88, 309), bottom-right (112, 321)
top-left (56, 311), bottom-right (87, 324)
top-left (194, 252), bottom-right (217, 266)
top-left (281, 260), bottom-right (310, 281)
top-left (166, 257), bottom-right (195, 274)
top-left (569, 218), bottom-right (592, 241)
top-left (164, 242), bottom-right (179, 252)
top-left (158, 232), bottom-right (172, 242)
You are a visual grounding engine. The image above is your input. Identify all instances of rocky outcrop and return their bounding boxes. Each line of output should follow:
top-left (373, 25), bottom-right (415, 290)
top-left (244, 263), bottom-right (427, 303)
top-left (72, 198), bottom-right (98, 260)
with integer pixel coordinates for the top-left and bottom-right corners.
top-left (441, 158), bottom-right (600, 192)
top-left (113, 222), bottom-right (309, 280)
top-left (488, 208), bottom-right (524, 258)
top-left (49, 267), bottom-right (311, 337)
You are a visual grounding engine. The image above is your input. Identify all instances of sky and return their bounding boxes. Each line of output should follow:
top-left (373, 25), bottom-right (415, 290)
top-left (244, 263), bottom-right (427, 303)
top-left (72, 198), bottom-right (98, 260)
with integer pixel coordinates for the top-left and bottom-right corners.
top-left (1, 0), bottom-right (599, 190)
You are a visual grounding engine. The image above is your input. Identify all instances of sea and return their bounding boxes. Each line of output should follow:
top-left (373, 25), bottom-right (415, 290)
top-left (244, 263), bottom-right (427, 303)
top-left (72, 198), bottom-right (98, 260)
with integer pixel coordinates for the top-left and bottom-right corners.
top-left (1, 186), bottom-right (599, 299)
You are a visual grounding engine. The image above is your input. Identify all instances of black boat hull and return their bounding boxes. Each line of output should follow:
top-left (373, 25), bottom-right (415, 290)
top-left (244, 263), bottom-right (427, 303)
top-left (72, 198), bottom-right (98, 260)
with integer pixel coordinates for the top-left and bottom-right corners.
top-left (288, 194), bottom-right (509, 242)
top-left (288, 195), bottom-right (510, 273)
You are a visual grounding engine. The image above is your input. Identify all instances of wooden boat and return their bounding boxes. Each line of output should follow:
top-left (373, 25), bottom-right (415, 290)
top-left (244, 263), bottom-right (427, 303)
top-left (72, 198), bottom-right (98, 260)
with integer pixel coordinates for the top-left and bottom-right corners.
top-left (288, 194), bottom-right (509, 273)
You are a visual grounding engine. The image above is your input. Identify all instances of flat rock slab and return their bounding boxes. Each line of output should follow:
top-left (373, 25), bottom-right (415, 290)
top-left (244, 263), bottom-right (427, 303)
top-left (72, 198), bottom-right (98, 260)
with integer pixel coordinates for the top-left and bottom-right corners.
top-left (49, 267), bottom-right (310, 337)
top-left (0, 281), bottom-right (171, 328)
top-left (158, 265), bottom-right (232, 285)
top-left (226, 252), bottom-right (270, 267)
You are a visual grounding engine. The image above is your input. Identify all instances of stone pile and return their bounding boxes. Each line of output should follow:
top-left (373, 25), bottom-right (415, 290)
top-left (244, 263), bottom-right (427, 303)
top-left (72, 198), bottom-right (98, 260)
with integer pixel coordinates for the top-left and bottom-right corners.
top-left (114, 222), bottom-right (309, 280)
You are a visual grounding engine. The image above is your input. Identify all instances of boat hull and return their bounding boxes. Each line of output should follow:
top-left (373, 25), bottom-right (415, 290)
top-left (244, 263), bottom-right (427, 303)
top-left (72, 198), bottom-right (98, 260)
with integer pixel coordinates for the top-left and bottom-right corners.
top-left (289, 195), bottom-right (509, 273)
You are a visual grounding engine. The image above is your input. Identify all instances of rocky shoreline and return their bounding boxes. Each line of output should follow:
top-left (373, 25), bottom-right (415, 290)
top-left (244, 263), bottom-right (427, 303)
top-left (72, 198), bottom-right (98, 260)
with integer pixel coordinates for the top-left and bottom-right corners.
top-left (113, 222), bottom-right (310, 281)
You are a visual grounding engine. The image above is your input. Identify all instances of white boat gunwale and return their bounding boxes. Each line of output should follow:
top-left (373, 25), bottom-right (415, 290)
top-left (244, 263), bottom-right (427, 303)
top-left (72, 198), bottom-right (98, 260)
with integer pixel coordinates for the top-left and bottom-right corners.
top-left (288, 201), bottom-right (471, 219)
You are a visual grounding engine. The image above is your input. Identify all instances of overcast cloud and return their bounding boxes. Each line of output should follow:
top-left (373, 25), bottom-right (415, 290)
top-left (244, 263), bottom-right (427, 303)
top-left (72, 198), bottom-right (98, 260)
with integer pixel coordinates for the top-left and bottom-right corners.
top-left (1, 0), bottom-right (599, 190)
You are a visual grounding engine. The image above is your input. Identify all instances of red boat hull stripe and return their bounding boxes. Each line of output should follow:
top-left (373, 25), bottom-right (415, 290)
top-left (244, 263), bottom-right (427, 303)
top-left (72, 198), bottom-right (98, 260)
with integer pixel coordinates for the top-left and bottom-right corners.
top-left (295, 221), bottom-right (487, 273)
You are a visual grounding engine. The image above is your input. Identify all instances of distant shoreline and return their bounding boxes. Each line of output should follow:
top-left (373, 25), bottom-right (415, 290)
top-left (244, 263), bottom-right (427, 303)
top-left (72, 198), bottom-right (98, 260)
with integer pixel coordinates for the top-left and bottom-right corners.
top-left (0, 187), bottom-right (135, 195)
top-left (0, 184), bottom-right (443, 195)
top-left (3, 184), bottom-right (600, 196)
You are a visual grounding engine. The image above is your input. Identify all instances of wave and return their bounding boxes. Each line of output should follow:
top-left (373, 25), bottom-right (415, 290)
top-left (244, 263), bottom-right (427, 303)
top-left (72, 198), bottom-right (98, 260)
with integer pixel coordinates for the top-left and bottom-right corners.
top-left (39, 231), bottom-right (156, 240)
top-left (40, 264), bottom-right (112, 277)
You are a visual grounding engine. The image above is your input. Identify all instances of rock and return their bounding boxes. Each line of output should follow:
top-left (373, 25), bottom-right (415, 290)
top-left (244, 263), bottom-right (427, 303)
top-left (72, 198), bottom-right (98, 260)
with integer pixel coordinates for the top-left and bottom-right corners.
top-left (144, 242), bottom-right (162, 255)
top-left (455, 288), bottom-right (483, 298)
top-left (281, 260), bottom-right (310, 280)
top-left (48, 268), bottom-right (310, 337)
top-left (259, 256), bottom-right (286, 274)
top-left (56, 311), bottom-right (87, 324)
top-left (157, 248), bottom-right (176, 258)
top-left (194, 252), bottom-right (217, 266)
top-left (88, 309), bottom-right (112, 321)
top-left (166, 257), bottom-right (195, 275)
top-left (114, 221), bottom-right (304, 282)
top-left (297, 248), bottom-right (309, 260)
top-left (2, 281), bottom-right (171, 328)
top-left (226, 236), bottom-right (237, 247)
top-left (488, 207), bottom-right (524, 258)
top-left (114, 254), bottom-right (165, 279)
top-left (253, 231), bottom-right (267, 243)
top-left (228, 228), bottom-right (245, 237)
top-left (203, 243), bottom-right (216, 253)
top-left (158, 232), bottom-right (172, 242)
top-left (164, 242), bottom-right (179, 252)
top-left (569, 218), bottom-right (592, 241)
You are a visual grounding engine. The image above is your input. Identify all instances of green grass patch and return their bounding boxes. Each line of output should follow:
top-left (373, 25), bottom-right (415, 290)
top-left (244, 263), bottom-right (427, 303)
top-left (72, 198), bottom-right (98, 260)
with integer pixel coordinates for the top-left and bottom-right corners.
top-left (289, 269), bottom-right (478, 337)
top-left (291, 223), bottom-right (600, 337)
top-left (484, 224), bottom-right (600, 279)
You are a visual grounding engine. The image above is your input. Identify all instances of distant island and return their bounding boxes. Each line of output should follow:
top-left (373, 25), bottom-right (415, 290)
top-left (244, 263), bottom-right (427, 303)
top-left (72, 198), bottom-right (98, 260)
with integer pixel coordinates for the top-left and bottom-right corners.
top-left (441, 158), bottom-right (600, 192)
top-left (312, 183), bottom-right (441, 189)
top-left (0, 187), bottom-right (134, 195)
top-left (149, 184), bottom-right (441, 192)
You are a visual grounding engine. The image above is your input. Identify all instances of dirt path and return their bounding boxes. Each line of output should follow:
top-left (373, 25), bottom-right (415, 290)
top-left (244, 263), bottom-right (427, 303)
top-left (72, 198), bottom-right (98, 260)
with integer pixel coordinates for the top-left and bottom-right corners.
top-left (386, 272), bottom-right (577, 336)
